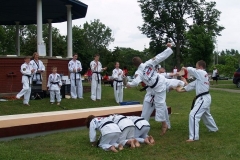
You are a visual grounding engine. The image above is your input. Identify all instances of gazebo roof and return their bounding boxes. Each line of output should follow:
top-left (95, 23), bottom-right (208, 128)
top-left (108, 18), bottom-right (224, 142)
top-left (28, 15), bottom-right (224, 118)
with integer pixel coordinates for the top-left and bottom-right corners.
top-left (0, 0), bottom-right (88, 25)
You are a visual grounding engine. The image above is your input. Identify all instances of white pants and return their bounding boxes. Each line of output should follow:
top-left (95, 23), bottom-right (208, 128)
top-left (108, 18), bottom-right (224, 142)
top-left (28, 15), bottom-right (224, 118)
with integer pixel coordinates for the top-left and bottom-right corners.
top-left (189, 95), bottom-right (218, 140)
top-left (141, 90), bottom-right (168, 121)
top-left (91, 78), bottom-right (101, 100)
top-left (135, 126), bottom-right (150, 143)
top-left (99, 132), bottom-right (121, 151)
top-left (113, 81), bottom-right (123, 103)
top-left (50, 90), bottom-right (61, 103)
top-left (117, 126), bottom-right (135, 146)
top-left (16, 82), bottom-right (31, 104)
top-left (70, 79), bottom-right (83, 99)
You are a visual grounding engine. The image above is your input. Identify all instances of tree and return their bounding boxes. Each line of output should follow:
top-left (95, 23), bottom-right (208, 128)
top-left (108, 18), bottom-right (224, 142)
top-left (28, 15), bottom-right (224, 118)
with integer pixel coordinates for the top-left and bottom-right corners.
top-left (138, 0), bottom-right (224, 68)
top-left (184, 24), bottom-right (214, 66)
top-left (83, 19), bottom-right (114, 53)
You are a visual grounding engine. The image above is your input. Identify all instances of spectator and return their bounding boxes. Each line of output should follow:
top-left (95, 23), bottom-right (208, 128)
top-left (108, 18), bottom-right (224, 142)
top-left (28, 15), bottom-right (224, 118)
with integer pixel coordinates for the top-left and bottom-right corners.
top-left (87, 68), bottom-right (92, 83)
top-left (212, 66), bottom-right (218, 85)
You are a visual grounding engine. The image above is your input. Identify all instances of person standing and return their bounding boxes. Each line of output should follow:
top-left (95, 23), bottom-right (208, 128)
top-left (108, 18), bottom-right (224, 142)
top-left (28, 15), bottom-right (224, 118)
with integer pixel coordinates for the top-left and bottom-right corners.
top-left (212, 66), bottom-right (218, 85)
top-left (112, 62), bottom-right (124, 103)
top-left (173, 66), bottom-right (178, 79)
top-left (16, 56), bottom-right (35, 106)
top-left (127, 43), bottom-right (173, 135)
top-left (87, 68), bottom-right (92, 83)
top-left (176, 60), bottom-right (218, 142)
top-left (123, 66), bottom-right (128, 88)
top-left (68, 53), bottom-right (83, 99)
top-left (47, 67), bottom-right (62, 105)
top-left (30, 52), bottom-right (45, 84)
top-left (90, 54), bottom-right (107, 101)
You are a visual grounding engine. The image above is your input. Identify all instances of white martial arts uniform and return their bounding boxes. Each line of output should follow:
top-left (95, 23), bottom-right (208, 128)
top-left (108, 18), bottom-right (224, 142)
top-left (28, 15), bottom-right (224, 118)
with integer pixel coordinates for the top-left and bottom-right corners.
top-left (109, 114), bottom-right (135, 146)
top-left (127, 116), bottom-right (150, 143)
top-left (89, 117), bottom-right (121, 151)
top-left (30, 59), bottom-right (45, 84)
top-left (128, 47), bottom-right (173, 124)
top-left (68, 59), bottom-right (83, 99)
top-left (112, 68), bottom-right (124, 103)
top-left (90, 60), bottom-right (103, 100)
top-left (184, 67), bottom-right (218, 140)
top-left (47, 73), bottom-right (62, 103)
top-left (16, 62), bottom-right (34, 104)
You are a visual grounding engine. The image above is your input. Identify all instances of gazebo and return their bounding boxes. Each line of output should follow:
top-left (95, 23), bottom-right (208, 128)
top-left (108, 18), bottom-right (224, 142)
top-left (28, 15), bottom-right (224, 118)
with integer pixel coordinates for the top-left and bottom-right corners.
top-left (0, 0), bottom-right (88, 57)
top-left (0, 0), bottom-right (88, 94)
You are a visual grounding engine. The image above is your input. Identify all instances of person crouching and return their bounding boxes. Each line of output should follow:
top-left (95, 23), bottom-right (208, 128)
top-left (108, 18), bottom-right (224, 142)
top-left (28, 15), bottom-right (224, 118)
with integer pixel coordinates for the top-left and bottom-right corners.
top-left (85, 115), bottom-right (123, 152)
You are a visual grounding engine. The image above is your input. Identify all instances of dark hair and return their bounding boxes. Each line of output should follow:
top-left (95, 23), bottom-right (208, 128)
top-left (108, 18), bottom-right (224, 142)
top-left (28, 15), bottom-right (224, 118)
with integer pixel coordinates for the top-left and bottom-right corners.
top-left (24, 56), bottom-right (31, 59)
top-left (73, 53), bottom-right (78, 56)
top-left (197, 60), bottom-right (206, 69)
top-left (132, 57), bottom-right (142, 67)
top-left (85, 115), bottom-right (96, 128)
top-left (94, 54), bottom-right (100, 57)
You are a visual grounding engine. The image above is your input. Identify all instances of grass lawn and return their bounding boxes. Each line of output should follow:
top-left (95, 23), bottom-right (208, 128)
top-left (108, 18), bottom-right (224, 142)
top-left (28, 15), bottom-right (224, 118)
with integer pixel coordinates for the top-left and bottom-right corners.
top-left (0, 84), bottom-right (144, 116)
top-left (1, 86), bottom-right (240, 159)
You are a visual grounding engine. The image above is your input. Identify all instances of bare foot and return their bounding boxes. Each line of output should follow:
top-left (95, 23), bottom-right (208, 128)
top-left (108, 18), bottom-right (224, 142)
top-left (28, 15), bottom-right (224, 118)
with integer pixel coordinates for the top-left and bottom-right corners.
top-left (161, 126), bottom-right (168, 136)
top-left (118, 144), bottom-right (124, 151)
top-left (129, 140), bottom-right (135, 148)
top-left (186, 139), bottom-right (194, 142)
top-left (148, 136), bottom-right (155, 144)
top-left (24, 104), bottom-right (30, 106)
top-left (57, 103), bottom-right (60, 105)
top-left (109, 146), bottom-right (118, 152)
top-left (144, 137), bottom-right (151, 145)
top-left (134, 139), bottom-right (140, 147)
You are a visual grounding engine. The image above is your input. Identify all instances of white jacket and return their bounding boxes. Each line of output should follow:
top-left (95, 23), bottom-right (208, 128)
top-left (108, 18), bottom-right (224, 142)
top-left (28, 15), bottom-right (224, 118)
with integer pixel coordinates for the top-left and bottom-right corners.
top-left (47, 73), bottom-right (62, 91)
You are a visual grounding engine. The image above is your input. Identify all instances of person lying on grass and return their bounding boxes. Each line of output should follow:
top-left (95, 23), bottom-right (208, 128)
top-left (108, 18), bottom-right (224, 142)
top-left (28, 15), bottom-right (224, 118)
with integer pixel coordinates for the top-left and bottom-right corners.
top-left (85, 115), bottom-right (123, 152)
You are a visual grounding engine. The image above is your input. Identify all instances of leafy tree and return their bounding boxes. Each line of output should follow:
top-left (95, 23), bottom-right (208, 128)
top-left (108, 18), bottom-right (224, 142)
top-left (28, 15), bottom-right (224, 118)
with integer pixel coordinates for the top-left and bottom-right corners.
top-left (0, 25), bottom-right (16, 55)
top-left (184, 24), bottom-right (214, 66)
top-left (138, 0), bottom-right (224, 68)
top-left (83, 19), bottom-right (114, 53)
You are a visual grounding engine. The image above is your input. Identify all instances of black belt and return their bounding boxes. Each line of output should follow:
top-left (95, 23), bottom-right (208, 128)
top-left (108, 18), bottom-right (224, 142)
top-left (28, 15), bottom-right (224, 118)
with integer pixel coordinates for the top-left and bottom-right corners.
top-left (101, 121), bottom-right (114, 129)
top-left (150, 76), bottom-right (159, 88)
top-left (139, 76), bottom-right (159, 92)
top-left (150, 95), bottom-right (155, 107)
top-left (134, 118), bottom-right (145, 125)
top-left (191, 91), bottom-right (209, 110)
top-left (74, 72), bottom-right (81, 86)
top-left (36, 72), bottom-right (42, 81)
top-left (117, 116), bottom-right (127, 124)
top-left (114, 80), bottom-right (123, 90)
top-left (51, 82), bottom-right (59, 85)
top-left (24, 75), bottom-right (31, 87)
top-left (93, 72), bottom-right (101, 84)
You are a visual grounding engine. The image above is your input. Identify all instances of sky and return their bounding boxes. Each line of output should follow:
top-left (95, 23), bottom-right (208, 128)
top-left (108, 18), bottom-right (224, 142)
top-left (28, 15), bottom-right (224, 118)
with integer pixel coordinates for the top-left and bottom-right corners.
top-left (53, 0), bottom-right (240, 52)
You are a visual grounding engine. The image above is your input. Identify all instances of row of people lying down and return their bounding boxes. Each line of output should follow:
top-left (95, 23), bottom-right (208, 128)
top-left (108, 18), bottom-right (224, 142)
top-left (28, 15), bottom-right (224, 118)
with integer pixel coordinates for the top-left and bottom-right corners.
top-left (85, 114), bottom-right (155, 152)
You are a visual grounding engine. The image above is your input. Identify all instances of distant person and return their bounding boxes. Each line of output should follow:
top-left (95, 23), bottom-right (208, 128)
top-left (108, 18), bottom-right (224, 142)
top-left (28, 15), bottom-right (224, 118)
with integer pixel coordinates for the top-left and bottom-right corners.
top-left (90, 54), bottom-right (107, 101)
top-left (87, 68), bottom-right (92, 83)
top-left (182, 66), bottom-right (188, 81)
top-left (123, 66), bottom-right (128, 88)
top-left (112, 62), bottom-right (124, 103)
top-left (172, 66), bottom-right (178, 79)
top-left (103, 73), bottom-right (110, 81)
top-left (30, 52), bottom-right (45, 84)
top-left (47, 66), bottom-right (62, 105)
top-left (16, 56), bottom-right (35, 106)
top-left (68, 53), bottom-right (83, 99)
top-left (212, 67), bottom-right (218, 85)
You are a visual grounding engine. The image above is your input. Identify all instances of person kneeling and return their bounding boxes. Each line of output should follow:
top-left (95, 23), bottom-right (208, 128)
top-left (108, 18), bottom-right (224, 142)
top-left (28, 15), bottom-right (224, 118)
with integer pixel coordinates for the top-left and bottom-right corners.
top-left (85, 115), bottom-right (123, 152)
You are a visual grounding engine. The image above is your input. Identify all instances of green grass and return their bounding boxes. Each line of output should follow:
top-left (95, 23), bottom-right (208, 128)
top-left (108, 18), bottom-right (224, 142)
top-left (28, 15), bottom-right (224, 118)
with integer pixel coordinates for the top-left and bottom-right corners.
top-left (1, 88), bottom-right (240, 159)
top-left (0, 85), bottom-right (144, 116)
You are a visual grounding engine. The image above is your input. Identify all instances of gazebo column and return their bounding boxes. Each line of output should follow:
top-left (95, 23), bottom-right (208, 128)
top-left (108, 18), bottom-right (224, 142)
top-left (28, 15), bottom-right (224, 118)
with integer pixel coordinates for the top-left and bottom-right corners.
top-left (37, 0), bottom-right (43, 53)
top-left (48, 19), bottom-right (52, 57)
top-left (66, 5), bottom-right (72, 58)
top-left (15, 21), bottom-right (20, 56)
